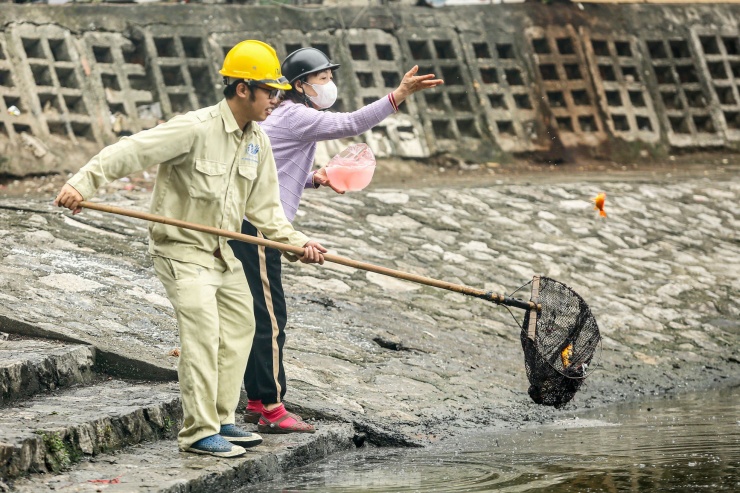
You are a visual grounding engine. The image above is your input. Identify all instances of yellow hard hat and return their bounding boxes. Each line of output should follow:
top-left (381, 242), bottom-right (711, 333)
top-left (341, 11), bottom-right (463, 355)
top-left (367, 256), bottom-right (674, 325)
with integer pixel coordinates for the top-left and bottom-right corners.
top-left (219, 40), bottom-right (291, 91)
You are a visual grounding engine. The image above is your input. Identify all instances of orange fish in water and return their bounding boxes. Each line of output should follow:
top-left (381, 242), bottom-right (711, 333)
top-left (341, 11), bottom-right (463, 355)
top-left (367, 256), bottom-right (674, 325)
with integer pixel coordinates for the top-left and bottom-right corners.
top-left (561, 343), bottom-right (573, 368)
top-left (592, 192), bottom-right (607, 217)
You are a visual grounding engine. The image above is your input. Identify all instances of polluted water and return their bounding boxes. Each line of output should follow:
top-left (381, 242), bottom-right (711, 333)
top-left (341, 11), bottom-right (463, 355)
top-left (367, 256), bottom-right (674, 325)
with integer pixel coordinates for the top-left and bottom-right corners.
top-left (244, 386), bottom-right (738, 492)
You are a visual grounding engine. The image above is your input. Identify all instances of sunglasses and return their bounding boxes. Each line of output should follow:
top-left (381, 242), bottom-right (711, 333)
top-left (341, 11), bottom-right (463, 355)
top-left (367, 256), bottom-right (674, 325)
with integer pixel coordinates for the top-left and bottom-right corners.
top-left (225, 77), bottom-right (288, 100)
top-left (256, 86), bottom-right (284, 100)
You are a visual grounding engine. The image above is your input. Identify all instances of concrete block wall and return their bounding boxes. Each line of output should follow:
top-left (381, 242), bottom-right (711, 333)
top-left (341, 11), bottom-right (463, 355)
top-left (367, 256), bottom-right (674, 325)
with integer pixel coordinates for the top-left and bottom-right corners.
top-left (0, 3), bottom-right (738, 176)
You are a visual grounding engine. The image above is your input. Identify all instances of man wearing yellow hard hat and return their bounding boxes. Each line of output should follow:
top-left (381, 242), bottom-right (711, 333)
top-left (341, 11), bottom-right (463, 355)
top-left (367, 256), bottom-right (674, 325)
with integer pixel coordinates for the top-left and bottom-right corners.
top-left (54, 40), bottom-right (326, 458)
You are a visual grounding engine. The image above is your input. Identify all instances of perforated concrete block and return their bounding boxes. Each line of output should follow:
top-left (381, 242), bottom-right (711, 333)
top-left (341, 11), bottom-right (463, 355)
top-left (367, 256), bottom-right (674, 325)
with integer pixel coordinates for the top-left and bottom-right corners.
top-left (7, 23), bottom-right (103, 146)
top-left (343, 28), bottom-right (429, 158)
top-left (582, 28), bottom-right (660, 143)
top-left (526, 25), bottom-right (606, 148)
top-left (691, 27), bottom-right (740, 143)
top-left (82, 31), bottom-right (156, 134)
top-left (460, 30), bottom-right (545, 153)
top-left (132, 25), bottom-right (222, 118)
top-left (642, 33), bottom-right (725, 148)
top-left (0, 31), bottom-right (39, 144)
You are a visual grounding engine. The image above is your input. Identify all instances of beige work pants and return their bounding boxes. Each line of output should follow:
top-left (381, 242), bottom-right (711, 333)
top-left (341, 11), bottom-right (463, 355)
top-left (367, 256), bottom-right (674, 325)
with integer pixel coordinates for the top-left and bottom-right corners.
top-left (153, 256), bottom-right (254, 451)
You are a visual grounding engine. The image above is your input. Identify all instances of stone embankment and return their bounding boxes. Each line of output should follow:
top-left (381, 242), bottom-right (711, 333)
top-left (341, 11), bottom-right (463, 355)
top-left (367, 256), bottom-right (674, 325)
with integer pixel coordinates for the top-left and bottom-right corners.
top-left (0, 163), bottom-right (738, 491)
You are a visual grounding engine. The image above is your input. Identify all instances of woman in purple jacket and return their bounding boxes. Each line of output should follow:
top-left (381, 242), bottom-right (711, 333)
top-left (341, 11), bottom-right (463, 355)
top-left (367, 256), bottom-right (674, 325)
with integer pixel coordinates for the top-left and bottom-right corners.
top-left (230, 48), bottom-right (443, 433)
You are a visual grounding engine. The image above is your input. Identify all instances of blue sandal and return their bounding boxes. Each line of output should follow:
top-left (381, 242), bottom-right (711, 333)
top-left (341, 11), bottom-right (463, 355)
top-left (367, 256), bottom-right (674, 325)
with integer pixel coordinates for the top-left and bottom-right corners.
top-left (220, 424), bottom-right (263, 448)
top-left (186, 434), bottom-right (246, 458)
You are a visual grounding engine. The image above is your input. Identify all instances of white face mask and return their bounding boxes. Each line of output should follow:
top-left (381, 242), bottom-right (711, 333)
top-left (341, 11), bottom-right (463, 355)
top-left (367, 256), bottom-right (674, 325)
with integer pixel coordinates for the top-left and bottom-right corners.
top-left (304, 80), bottom-right (337, 109)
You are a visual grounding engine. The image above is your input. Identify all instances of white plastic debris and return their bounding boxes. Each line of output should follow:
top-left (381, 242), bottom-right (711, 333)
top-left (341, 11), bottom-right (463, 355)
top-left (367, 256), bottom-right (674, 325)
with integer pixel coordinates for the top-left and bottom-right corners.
top-left (137, 102), bottom-right (163, 121)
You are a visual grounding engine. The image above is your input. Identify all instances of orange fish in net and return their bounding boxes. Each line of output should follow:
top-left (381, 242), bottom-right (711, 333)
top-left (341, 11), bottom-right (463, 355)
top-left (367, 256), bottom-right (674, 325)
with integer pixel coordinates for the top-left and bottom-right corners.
top-left (592, 193), bottom-right (607, 217)
top-left (561, 343), bottom-right (573, 368)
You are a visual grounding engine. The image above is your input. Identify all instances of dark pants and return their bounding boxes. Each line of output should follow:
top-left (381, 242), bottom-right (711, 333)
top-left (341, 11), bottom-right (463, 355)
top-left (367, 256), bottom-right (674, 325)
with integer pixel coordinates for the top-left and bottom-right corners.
top-left (229, 220), bottom-right (287, 405)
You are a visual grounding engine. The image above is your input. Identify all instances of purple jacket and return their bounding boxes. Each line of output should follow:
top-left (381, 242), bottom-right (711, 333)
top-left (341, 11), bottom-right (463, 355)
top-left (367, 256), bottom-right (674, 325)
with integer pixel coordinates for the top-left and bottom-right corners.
top-left (259, 97), bottom-right (395, 222)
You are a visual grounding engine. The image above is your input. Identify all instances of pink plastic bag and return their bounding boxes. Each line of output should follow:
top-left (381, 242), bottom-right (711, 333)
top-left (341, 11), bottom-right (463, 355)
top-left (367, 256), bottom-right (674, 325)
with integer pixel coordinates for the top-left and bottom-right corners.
top-left (325, 144), bottom-right (376, 192)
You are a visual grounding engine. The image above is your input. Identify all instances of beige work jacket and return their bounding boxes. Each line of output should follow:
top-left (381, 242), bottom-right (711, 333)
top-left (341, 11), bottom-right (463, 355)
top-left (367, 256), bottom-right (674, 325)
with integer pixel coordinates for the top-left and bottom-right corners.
top-left (67, 99), bottom-right (309, 271)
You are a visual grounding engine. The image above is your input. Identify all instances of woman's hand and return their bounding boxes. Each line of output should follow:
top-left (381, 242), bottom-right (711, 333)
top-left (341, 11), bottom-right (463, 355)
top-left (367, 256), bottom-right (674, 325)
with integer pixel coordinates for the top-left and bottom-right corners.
top-left (313, 168), bottom-right (345, 194)
top-left (392, 65), bottom-right (444, 106)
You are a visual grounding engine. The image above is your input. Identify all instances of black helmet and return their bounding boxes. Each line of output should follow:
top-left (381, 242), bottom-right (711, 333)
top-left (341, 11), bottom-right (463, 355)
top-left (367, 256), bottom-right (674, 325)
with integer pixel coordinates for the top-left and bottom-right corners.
top-left (281, 47), bottom-right (340, 84)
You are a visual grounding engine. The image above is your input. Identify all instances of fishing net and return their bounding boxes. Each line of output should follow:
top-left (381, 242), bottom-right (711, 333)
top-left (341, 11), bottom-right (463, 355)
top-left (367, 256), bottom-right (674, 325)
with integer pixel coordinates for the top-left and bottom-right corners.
top-left (518, 276), bottom-right (601, 408)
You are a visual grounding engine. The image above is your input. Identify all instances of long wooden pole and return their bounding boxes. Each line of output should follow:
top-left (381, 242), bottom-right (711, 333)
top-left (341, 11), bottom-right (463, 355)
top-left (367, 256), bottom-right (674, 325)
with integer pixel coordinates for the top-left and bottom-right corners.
top-left (78, 201), bottom-right (539, 311)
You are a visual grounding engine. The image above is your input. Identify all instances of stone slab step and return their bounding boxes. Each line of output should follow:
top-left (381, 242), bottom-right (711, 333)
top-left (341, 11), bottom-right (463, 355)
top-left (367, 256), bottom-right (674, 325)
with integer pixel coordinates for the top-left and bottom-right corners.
top-left (8, 423), bottom-right (354, 492)
top-left (0, 379), bottom-right (180, 480)
top-left (0, 338), bottom-right (96, 406)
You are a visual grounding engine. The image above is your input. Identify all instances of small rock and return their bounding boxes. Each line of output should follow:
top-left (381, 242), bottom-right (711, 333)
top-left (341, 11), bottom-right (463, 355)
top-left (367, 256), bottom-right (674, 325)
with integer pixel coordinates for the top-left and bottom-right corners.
top-left (352, 432), bottom-right (367, 447)
top-left (442, 251), bottom-right (467, 263)
top-left (366, 271), bottom-right (420, 292)
top-left (23, 230), bottom-right (56, 245)
top-left (28, 214), bottom-right (48, 226)
top-left (38, 273), bottom-right (105, 292)
top-left (459, 162), bottom-right (479, 171)
top-left (373, 334), bottom-right (407, 351)
top-left (20, 132), bottom-right (48, 158)
top-left (366, 192), bottom-right (409, 205)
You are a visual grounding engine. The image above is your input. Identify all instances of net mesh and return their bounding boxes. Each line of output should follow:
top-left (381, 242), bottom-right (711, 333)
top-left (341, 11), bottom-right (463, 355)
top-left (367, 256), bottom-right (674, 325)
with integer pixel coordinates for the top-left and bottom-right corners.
top-left (520, 277), bottom-right (600, 408)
